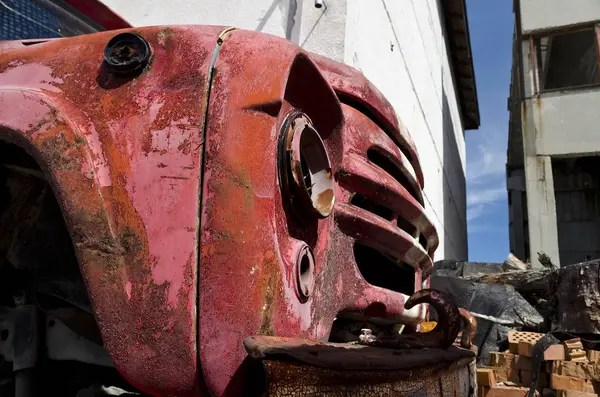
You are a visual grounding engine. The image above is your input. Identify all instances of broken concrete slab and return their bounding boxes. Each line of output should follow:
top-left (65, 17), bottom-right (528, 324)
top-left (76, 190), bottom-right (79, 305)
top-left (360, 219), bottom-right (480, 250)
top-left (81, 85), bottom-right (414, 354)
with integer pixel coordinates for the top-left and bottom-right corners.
top-left (434, 259), bottom-right (465, 277)
top-left (434, 260), bottom-right (504, 278)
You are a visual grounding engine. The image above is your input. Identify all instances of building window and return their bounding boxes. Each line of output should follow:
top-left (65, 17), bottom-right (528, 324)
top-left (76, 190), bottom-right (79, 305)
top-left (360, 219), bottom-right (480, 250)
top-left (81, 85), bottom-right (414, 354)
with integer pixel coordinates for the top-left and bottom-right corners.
top-left (534, 27), bottom-right (600, 91)
top-left (0, 0), bottom-right (102, 40)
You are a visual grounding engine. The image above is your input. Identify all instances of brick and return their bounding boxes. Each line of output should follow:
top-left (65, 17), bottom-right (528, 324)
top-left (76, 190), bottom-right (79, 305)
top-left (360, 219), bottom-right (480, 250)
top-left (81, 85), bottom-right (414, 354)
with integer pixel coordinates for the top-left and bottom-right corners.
top-left (519, 340), bottom-right (538, 357)
top-left (545, 344), bottom-right (566, 361)
top-left (515, 355), bottom-right (534, 371)
top-left (552, 361), bottom-right (562, 373)
top-left (508, 332), bottom-right (525, 354)
top-left (558, 391), bottom-right (598, 397)
top-left (564, 339), bottom-right (588, 362)
top-left (489, 352), bottom-right (515, 367)
top-left (491, 366), bottom-right (520, 383)
top-left (477, 368), bottom-right (497, 387)
top-left (551, 374), bottom-right (599, 393)
top-left (587, 350), bottom-right (600, 363)
top-left (509, 338), bottom-right (519, 354)
top-left (509, 332), bottom-right (544, 355)
top-left (554, 361), bottom-right (600, 380)
top-left (484, 353), bottom-right (517, 384)
top-left (569, 352), bottom-right (589, 362)
top-left (487, 386), bottom-right (531, 397)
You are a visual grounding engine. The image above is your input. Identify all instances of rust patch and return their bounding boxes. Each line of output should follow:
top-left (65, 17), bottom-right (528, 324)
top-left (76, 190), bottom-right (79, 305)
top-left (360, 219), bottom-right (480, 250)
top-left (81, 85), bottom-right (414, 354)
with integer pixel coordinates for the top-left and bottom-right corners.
top-left (259, 273), bottom-right (277, 337)
top-left (244, 335), bottom-right (474, 370)
top-left (261, 357), bottom-right (474, 396)
top-left (315, 188), bottom-right (334, 213)
top-left (120, 226), bottom-right (142, 255)
top-left (196, 26), bottom-right (435, 394)
top-left (158, 27), bottom-right (174, 47)
top-left (458, 308), bottom-right (477, 351)
top-left (140, 131), bottom-right (152, 155)
top-left (177, 138), bottom-right (192, 154)
top-left (24, 107), bottom-right (60, 136)
top-left (0, 25), bottom-right (218, 396)
top-left (359, 289), bottom-right (461, 350)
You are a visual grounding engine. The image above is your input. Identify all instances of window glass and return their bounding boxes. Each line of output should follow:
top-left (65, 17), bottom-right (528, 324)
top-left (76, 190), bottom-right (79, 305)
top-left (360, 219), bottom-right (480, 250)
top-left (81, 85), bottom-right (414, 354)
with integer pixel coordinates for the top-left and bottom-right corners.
top-left (0, 0), bottom-right (102, 40)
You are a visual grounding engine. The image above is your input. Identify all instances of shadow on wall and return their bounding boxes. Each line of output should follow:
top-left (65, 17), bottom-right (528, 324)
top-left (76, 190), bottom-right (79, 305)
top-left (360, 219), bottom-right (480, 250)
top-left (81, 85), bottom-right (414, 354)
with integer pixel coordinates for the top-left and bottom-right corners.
top-left (442, 77), bottom-right (467, 261)
top-left (255, 0), bottom-right (282, 32)
top-left (255, 0), bottom-right (301, 41)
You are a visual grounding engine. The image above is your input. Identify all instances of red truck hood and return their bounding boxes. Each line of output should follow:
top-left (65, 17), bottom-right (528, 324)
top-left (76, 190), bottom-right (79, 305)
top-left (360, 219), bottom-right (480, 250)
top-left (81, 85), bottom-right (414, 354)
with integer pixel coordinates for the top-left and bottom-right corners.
top-left (0, 26), bottom-right (437, 396)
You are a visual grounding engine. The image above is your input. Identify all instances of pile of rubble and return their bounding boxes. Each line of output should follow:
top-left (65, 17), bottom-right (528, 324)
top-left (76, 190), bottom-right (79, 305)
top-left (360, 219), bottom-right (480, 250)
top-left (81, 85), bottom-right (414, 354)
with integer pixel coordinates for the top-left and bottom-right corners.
top-left (434, 255), bottom-right (600, 396)
top-left (433, 257), bottom-right (600, 365)
top-left (432, 254), bottom-right (548, 365)
top-left (477, 332), bottom-right (600, 396)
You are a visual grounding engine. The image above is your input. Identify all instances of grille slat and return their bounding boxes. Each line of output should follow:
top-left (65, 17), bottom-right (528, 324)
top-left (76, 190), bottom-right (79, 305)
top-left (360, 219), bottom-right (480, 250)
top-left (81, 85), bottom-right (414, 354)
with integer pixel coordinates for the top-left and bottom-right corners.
top-left (339, 154), bottom-right (438, 253)
top-left (367, 146), bottom-right (423, 206)
top-left (336, 105), bottom-right (439, 264)
top-left (334, 93), bottom-right (424, 188)
top-left (334, 203), bottom-right (433, 276)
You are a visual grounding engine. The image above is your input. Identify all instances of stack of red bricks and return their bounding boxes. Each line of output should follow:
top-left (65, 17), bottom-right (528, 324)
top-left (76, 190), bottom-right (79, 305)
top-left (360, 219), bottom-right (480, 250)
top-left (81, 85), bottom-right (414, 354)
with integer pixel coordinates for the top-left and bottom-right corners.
top-left (476, 331), bottom-right (600, 396)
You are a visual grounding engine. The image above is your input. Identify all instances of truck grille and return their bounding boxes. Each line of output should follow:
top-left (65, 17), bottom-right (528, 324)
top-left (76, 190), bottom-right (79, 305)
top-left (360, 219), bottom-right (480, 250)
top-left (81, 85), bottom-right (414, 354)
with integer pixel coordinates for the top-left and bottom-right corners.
top-left (334, 103), bottom-right (438, 293)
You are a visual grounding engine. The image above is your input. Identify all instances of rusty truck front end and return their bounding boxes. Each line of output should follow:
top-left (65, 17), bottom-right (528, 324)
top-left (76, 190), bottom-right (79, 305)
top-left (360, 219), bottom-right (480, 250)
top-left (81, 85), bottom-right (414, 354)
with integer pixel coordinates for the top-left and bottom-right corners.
top-left (0, 27), bottom-right (474, 396)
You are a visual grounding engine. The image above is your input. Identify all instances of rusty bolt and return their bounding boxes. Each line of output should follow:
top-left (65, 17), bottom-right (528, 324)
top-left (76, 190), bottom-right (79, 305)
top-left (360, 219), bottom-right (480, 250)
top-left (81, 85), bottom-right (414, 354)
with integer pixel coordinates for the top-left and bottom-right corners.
top-left (104, 33), bottom-right (151, 75)
top-left (295, 244), bottom-right (315, 302)
top-left (359, 328), bottom-right (376, 343)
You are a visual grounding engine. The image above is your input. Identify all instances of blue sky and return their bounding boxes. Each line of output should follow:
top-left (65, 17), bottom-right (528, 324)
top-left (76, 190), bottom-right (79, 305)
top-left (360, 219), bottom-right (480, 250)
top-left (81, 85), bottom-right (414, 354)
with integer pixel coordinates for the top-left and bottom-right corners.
top-left (465, 1), bottom-right (514, 262)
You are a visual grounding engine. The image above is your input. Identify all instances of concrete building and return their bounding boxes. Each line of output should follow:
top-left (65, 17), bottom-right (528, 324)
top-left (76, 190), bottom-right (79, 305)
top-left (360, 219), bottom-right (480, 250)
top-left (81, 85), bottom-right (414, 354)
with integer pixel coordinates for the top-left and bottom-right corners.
top-left (2, 0), bottom-right (479, 261)
top-left (508, 0), bottom-right (600, 267)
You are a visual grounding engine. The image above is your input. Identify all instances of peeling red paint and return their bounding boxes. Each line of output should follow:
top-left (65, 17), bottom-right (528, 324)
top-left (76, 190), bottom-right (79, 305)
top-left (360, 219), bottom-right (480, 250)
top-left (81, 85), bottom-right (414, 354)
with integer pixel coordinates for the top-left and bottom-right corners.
top-left (0, 26), bottom-right (222, 396)
top-left (198, 29), bottom-right (437, 395)
top-left (1, 26), bottom-right (438, 396)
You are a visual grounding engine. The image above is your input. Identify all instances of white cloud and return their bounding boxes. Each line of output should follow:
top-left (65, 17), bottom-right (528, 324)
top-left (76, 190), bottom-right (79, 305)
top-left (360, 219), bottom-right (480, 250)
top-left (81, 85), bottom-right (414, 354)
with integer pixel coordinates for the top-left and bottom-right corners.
top-left (467, 204), bottom-right (487, 221)
top-left (467, 185), bottom-right (506, 207)
top-left (467, 189), bottom-right (505, 221)
top-left (467, 140), bottom-right (506, 185)
top-left (466, 133), bottom-right (507, 223)
top-left (467, 182), bottom-right (506, 222)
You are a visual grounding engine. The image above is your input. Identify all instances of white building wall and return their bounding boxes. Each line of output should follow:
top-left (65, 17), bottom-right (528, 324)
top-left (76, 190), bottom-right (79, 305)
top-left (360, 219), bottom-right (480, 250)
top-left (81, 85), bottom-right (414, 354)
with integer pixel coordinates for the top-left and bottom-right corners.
top-left (520, 0), bottom-right (600, 34)
top-left (101, 0), bottom-right (467, 260)
top-left (532, 90), bottom-right (600, 157)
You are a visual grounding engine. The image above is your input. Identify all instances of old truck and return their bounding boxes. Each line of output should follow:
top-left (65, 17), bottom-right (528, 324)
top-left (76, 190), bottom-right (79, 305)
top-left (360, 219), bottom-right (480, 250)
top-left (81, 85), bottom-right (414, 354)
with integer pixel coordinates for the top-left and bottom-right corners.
top-left (0, 26), bottom-right (476, 396)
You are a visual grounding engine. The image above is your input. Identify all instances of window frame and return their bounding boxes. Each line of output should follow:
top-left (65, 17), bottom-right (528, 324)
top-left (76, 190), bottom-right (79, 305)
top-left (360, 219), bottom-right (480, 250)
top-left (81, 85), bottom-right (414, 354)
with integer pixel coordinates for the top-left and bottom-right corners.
top-left (528, 24), bottom-right (600, 95)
